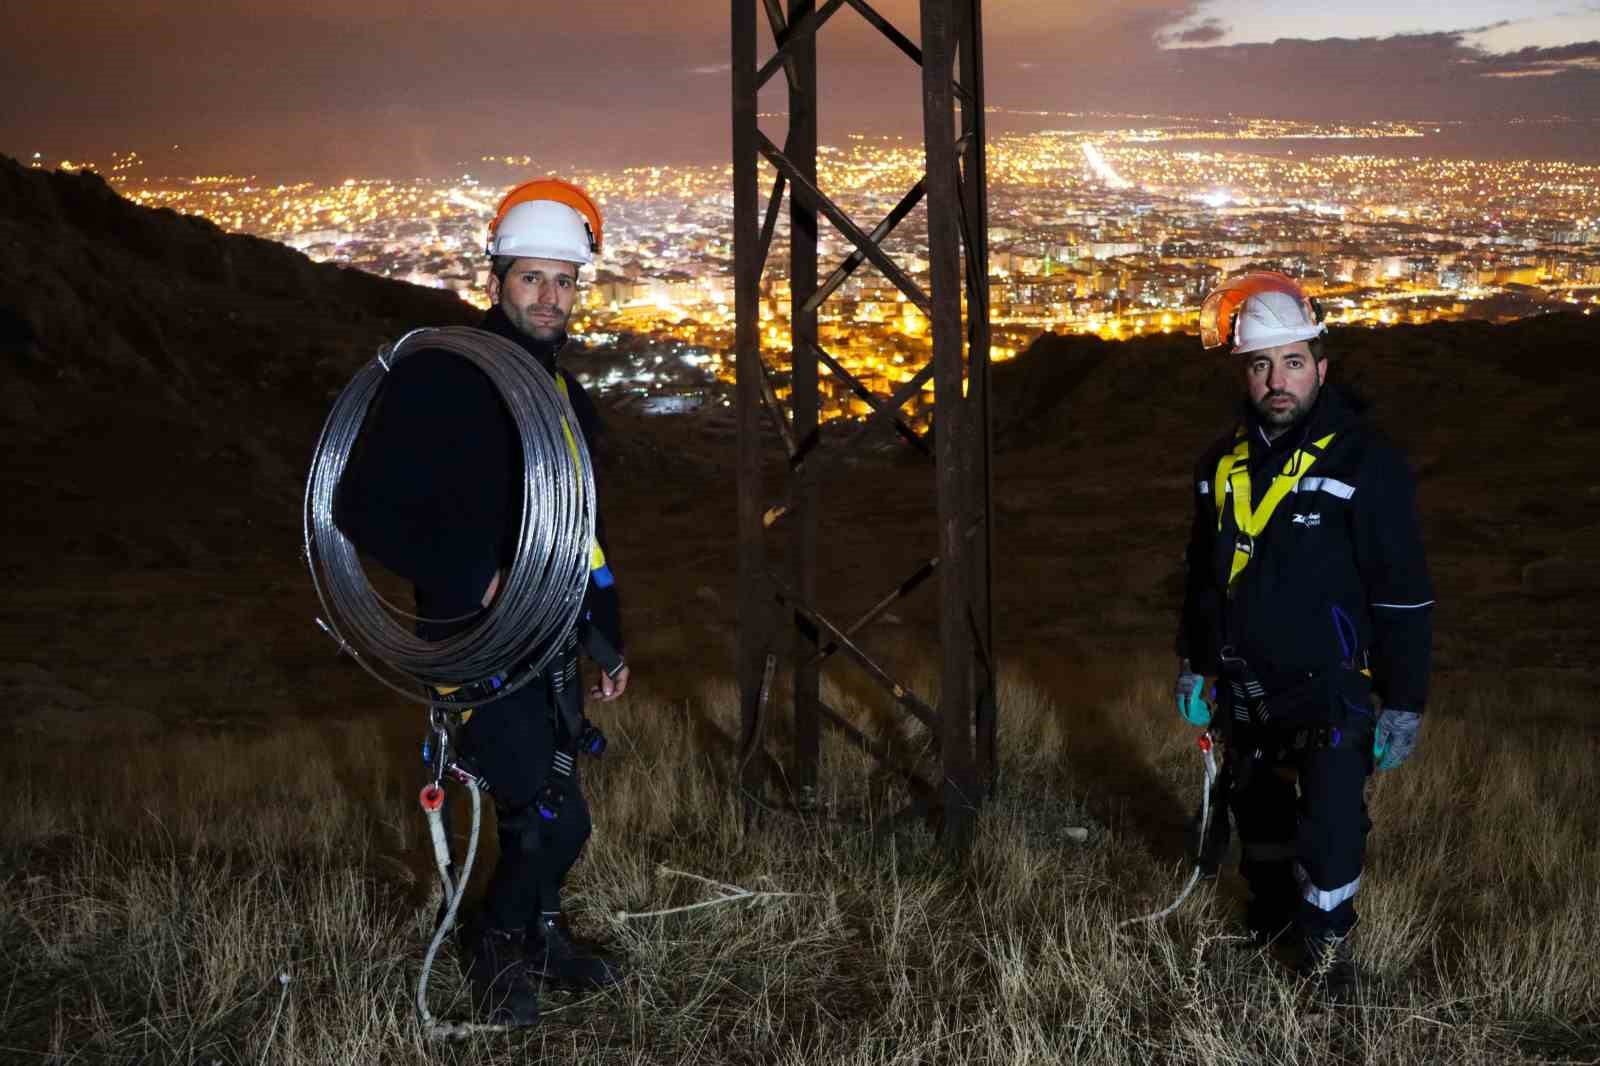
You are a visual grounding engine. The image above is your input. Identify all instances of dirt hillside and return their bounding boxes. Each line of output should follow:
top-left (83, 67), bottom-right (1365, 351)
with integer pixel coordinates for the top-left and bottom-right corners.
top-left (3, 153), bottom-right (1597, 741)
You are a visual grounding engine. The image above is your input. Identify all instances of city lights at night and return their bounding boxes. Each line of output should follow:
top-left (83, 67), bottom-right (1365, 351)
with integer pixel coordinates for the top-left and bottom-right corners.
top-left (56, 113), bottom-right (1599, 427)
top-left (5, 2), bottom-right (1600, 1059)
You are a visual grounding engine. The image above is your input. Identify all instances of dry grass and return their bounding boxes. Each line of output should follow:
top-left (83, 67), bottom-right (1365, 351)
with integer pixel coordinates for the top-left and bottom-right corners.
top-left (3, 661), bottom-right (1597, 1064)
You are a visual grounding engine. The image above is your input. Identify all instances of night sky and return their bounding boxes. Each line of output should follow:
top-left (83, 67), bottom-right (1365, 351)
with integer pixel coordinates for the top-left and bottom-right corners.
top-left (3, 1), bottom-right (1599, 177)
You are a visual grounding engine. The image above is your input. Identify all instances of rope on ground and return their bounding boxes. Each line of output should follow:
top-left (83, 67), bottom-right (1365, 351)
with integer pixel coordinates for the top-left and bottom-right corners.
top-left (1118, 733), bottom-right (1219, 929)
top-left (615, 865), bottom-right (816, 922)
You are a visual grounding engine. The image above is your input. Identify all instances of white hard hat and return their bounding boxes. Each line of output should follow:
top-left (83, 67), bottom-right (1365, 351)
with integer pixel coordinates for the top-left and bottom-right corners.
top-left (485, 178), bottom-right (603, 266)
top-left (1199, 271), bottom-right (1326, 354)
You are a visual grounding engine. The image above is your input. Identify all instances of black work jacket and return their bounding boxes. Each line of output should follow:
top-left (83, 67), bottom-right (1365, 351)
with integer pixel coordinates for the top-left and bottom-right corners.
top-left (1177, 385), bottom-right (1433, 714)
top-left (333, 305), bottom-right (623, 657)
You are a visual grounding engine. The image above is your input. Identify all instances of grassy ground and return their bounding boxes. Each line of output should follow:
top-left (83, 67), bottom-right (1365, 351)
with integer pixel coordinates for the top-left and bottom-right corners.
top-left (3, 660), bottom-right (1597, 1064)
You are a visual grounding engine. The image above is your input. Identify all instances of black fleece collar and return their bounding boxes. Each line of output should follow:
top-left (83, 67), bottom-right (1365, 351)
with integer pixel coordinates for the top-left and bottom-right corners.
top-left (480, 303), bottom-right (567, 375)
top-left (1243, 384), bottom-right (1360, 470)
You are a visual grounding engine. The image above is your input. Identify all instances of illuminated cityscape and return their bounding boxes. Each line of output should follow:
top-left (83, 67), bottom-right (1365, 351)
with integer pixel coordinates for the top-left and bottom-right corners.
top-left (43, 114), bottom-right (1600, 424)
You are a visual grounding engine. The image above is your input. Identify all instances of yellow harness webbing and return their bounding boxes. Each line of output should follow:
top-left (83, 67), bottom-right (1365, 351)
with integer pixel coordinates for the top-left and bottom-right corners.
top-left (1214, 428), bottom-right (1336, 587)
top-left (554, 374), bottom-right (610, 576)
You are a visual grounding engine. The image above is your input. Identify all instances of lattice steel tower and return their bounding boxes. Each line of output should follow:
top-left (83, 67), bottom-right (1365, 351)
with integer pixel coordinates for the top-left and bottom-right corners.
top-left (732, 0), bottom-right (995, 848)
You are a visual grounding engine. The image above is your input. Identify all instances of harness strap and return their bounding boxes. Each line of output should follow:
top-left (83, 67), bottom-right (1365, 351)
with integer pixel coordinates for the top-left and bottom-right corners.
top-left (554, 374), bottom-right (613, 585)
top-left (1214, 427), bottom-right (1336, 587)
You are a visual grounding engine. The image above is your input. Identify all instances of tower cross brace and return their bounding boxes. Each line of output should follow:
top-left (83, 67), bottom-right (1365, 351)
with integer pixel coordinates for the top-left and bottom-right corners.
top-left (732, 0), bottom-right (996, 848)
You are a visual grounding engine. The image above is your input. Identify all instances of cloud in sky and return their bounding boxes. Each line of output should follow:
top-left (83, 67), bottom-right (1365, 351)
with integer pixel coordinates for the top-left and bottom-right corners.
top-left (1471, 41), bottom-right (1600, 76)
top-left (1162, 0), bottom-right (1600, 51)
top-left (1168, 18), bottom-right (1228, 45)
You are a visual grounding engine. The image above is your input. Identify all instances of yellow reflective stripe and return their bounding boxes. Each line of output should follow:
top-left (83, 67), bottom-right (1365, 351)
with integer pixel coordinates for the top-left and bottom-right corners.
top-left (554, 373), bottom-right (608, 573)
top-left (561, 418), bottom-right (581, 464)
top-left (1213, 432), bottom-right (1249, 532)
top-left (1214, 429), bottom-right (1336, 586)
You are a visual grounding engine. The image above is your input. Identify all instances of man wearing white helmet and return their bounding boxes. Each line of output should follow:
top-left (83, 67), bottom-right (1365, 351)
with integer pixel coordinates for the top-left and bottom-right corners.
top-left (1174, 272), bottom-right (1433, 998)
top-left (336, 179), bottom-right (629, 1026)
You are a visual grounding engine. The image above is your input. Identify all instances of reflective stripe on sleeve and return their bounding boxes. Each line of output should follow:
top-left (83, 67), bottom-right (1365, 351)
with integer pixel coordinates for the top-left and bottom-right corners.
top-left (1295, 476), bottom-right (1356, 499)
top-left (1372, 600), bottom-right (1435, 609)
top-left (1198, 481), bottom-right (1211, 496)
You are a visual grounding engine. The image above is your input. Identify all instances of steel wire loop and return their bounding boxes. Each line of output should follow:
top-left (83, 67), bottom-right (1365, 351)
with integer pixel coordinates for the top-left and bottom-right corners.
top-left (304, 326), bottom-right (596, 705)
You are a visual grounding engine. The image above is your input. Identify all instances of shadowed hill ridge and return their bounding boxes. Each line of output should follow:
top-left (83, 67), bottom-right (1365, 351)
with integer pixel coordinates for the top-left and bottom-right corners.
top-left (1, 153), bottom-right (480, 573)
top-left (2, 152), bottom-right (1597, 742)
top-left (985, 311), bottom-right (1600, 681)
top-left (992, 312), bottom-right (1600, 456)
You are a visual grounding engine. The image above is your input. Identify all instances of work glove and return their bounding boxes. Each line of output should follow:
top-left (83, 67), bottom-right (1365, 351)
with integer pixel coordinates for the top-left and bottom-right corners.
top-left (1174, 669), bottom-right (1211, 727)
top-left (1373, 708), bottom-right (1421, 771)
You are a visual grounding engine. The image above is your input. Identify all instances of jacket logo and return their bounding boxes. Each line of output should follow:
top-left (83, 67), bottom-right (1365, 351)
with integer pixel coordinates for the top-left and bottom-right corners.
top-left (1292, 512), bottom-right (1322, 528)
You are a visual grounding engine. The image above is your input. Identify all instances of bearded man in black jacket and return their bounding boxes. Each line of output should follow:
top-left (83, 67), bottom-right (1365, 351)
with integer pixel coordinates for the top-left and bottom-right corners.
top-left (335, 179), bottom-right (628, 1026)
top-left (1175, 272), bottom-right (1433, 999)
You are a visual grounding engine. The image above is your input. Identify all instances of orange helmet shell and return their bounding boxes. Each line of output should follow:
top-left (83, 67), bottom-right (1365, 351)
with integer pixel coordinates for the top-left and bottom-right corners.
top-left (487, 177), bottom-right (603, 257)
top-left (1199, 271), bottom-right (1323, 352)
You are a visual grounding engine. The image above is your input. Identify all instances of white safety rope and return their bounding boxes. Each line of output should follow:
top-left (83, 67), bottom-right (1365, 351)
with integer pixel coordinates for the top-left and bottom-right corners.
top-left (1118, 732), bottom-right (1219, 929)
top-left (615, 866), bottom-right (815, 922)
top-left (415, 779), bottom-right (508, 1040)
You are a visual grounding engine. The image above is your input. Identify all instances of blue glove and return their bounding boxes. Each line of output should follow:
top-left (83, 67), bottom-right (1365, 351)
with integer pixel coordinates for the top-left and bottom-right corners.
top-left (1373, 708), bottom-right (1421, 770)
top-left (1175, 671), bottom-right (1211, 727)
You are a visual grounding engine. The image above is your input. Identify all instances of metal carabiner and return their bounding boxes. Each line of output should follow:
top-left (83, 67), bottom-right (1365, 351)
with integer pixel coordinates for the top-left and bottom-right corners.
top-left (422, 706), bottom-right (452, 790)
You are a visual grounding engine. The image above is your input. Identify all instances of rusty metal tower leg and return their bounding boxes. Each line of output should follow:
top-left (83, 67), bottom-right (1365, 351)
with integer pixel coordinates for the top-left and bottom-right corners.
top-left (733, 0), bottom-right (770, 807)
top-left (957, 0), bottom-right (998, 795)
top-left (787, 0), bottom-right (822, 803)
top-left (733, 0), bottom-right (995, 850)
top-left (921, 0), bottom-right (976, 849)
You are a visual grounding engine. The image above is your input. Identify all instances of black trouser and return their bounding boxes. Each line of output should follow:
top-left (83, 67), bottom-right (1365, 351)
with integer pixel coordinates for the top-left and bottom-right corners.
top-left (458, 673), bottom-right (592, 932)
top-left (1230, 720), bottom-right (1374, 941)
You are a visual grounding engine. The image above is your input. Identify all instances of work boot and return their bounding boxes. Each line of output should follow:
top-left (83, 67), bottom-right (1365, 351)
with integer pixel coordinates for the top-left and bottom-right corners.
top-left (525, 914), bottom-right (623, 990)
top-left (1301, 931), bottom-right (1359, 1002)
top-left (1245, 899), bottom-right (1295, 948)
top-left (465, 927), bottom-right (541, 1026)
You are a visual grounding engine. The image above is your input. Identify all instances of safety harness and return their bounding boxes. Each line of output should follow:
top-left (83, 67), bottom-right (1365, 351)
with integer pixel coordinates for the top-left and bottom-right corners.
top-left (1213, 426), bottom-right (1336, 588)
top-left (555, 374), bottom-right (615, 590)
top-left (1211, 425), bottom-right (1371, 740)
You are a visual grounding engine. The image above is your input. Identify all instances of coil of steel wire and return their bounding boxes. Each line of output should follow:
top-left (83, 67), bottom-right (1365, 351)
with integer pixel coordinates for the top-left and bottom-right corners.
top-left (303, 326), bottom-right (595, 704)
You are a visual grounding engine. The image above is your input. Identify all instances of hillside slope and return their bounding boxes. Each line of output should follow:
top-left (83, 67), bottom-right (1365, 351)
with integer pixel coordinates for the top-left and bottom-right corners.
top-left (0, 157), bottom-right (484, 733)
top-left (985, 313), bottom-right (1600, 680)
top-left (1, 155), bottom-right (481, 573)
top-left (3, 154), bottom-right (1596, 741)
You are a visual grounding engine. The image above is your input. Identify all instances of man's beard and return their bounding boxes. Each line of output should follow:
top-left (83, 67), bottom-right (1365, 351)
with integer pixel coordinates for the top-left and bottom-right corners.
top-left (1253, 382), bottom-right (1318, 432)
top-left (508, 302), bottom-right (570, 343)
